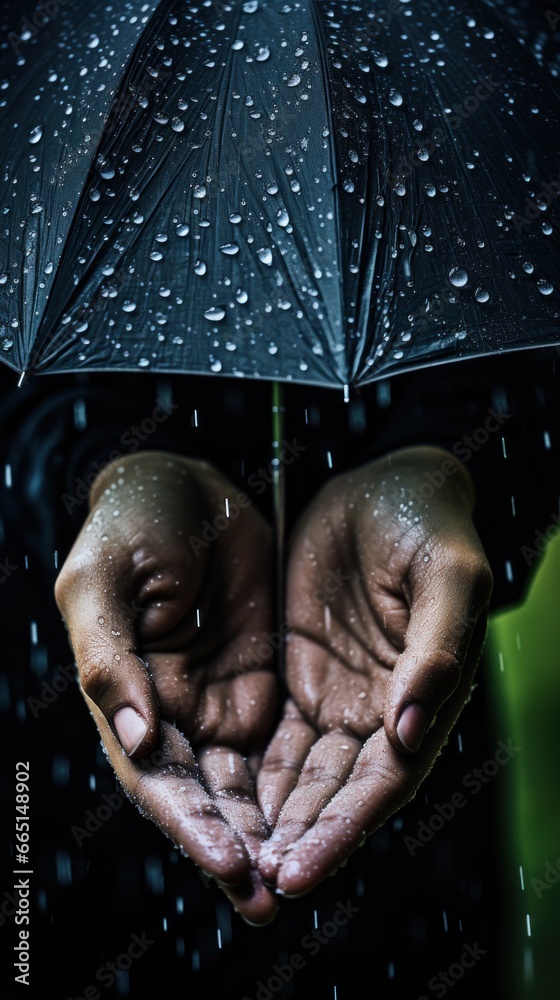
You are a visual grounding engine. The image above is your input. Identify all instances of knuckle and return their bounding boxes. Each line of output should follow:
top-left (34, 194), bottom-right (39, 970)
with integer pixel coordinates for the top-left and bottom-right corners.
top-left (78, 652), bottom-right (113, 703)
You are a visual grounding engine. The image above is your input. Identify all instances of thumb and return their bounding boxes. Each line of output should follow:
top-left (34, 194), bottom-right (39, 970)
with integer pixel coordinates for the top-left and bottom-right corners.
top-left (383, 542), bottom-right (493, 755)
top-left (55, 565), bottom-right (160, 760)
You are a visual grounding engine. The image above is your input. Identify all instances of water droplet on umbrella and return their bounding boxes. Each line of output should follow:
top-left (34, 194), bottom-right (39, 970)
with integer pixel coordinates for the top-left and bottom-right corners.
top-left (1, 337), bottom-right (13, 351)
top-left (138, 358), bottom-right (150, 367)
top-left (374, 54), bottom-right (389, 68)
top-left (232, 39), bottom-right (244, 50)
top-left (29, 126), bottom-right (43, 144)
top-left (287, 74), bottom-right (301, 87)
top-left (133, 212), bottom-right (144, 225)
top-left (542, 221), bottom-right (553, 235)
top-left (220, 243), bottom-right (240, 255)
top-left (150, 251), bottom-right (163, 261)
top-left (88, 34), bottom-right (100, 48)
top-left (475, 287), bottom-right (490, 303)
top-left (243, 0), bottom-right (259, 11)
top-left (236, 289), bottom-right (248, 303)
top-left (256, 47), bottom-right (270, 61)
top-left (277, 209), bottom-right (289, 227)
top-left (122, 301), bottom-right (137, 312)
top-left (537, 279), bottom-right (554, 295)
top-left (210, 359), bottom-right (223, 371)
top-left (89, 189), bottom-right (100, 202)
top-left (155, 233), bottom-right (168, 243)
top-left (204, 306), bottom-right (226, 321)
top-left (343, 179), bottom-right (355, 193)
top-left (449, 267), bottom-right (468, 287)
top-left (176, 223), bottom-right (189, 237)
top-left (389, 89), bottom-right (403, 106)
top-left (171, 117), bottom-right (185, 132)
top-left (425, 183), bottom-right (436, 197)
top-left (266, 182), bottom-right (279, 195)
top-left (0, 275), bottom-right (8, 285)
top-left (229, 213), bottom-right (242, 224)
top-left (193, 185), bottom-right (207, 199)
top-left (523, 261), bottom-right (534, 274)
top-left (257, 247), bottom-right (273, 265)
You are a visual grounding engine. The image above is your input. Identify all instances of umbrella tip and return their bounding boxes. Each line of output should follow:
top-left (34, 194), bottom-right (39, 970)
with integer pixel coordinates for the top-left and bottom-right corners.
top-left (17, 370), bottom-right (26, 388)
top-left (343, 383), bottom-right (350, 403)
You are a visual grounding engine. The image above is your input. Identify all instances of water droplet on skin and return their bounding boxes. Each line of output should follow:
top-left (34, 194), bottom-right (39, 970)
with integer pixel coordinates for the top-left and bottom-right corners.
top-left (537, 279), bottom-right (554, 295)
top-left (448, 267), bottom-right (469, 287)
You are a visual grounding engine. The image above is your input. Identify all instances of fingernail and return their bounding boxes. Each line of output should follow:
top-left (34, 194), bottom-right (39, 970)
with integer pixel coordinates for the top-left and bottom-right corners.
top-left (397, 702), bottom-right (429, 753)
top-left (113, 706), bottom-right (147, 755)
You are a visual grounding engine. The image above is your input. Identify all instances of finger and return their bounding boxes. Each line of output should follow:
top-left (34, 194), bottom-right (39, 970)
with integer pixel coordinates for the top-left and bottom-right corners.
top-left (383, 542), bottom-right (492, 754)
top-left (275, 620), bottom-right (485, 897)
top-left (198, 746), bottom-right (272, 864)
top-left (84, 697), bottom-right (253, 887)
top-left (256, 699), bottom-right (318, 827)
top-left (258, 731), bottom-right (361, 885)
top-left (215, 868), bottom-right (279, 926)
top-left (55, 565), bottom-right (160, 759)
top-left (198, 746), bottom-right (279, 924)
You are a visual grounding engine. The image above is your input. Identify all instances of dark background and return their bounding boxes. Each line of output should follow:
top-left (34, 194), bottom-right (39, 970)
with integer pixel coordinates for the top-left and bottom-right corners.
top-left (2, 354), bottom-right (556, 1000)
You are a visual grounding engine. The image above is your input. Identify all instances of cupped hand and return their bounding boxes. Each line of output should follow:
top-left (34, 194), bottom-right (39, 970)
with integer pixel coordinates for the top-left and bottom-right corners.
top-left (257, 446), bottom-right (493, 897)
top-left (54, 451), bottom-right (279, 924)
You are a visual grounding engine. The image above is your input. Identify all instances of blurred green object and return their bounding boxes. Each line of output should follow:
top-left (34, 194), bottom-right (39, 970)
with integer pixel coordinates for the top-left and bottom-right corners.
top-left (486, 530), bottom-right (560, 1000)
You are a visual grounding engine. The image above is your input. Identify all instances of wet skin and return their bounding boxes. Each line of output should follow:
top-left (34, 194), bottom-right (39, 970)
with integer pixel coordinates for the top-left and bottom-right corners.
top-left (55, 446), bottom-right (492, 919)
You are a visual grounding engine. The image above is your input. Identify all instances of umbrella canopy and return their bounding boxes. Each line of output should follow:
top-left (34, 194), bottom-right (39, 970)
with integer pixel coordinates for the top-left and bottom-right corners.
top-left (1, 0), bottom-right (560, 388)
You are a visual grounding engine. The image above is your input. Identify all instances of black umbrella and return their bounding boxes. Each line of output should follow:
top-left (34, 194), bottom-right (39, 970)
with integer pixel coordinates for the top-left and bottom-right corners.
top-left (1, 0), bottom-right (560, 388)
